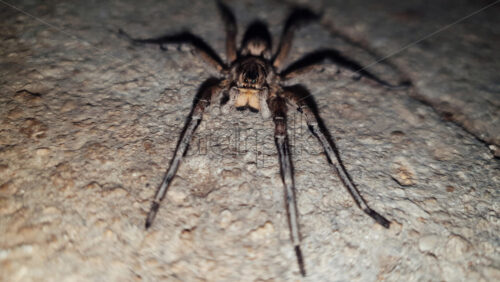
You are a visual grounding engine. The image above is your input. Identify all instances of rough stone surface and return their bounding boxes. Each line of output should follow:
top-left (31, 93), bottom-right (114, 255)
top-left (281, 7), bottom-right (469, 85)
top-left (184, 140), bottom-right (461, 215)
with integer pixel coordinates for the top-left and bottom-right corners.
top-left (286, 0), bottom-right (500, 155)
top-left (0, 0), bottom-right (499, 281)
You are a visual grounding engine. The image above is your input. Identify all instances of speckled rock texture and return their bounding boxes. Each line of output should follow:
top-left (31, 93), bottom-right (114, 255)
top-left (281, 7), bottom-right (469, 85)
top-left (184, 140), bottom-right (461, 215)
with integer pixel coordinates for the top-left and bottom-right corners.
top-left (0, 0), bottom-right (499, 281)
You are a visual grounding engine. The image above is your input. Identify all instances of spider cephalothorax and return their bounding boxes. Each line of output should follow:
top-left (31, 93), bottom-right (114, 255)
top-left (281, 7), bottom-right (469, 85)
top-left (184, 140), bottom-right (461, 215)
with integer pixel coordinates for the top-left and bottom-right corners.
top-left (231, 56), bottom-right (271, 112)
top-left (120, 1), bottom-right (409, 276)
top-left (236, 57), bottom-right (269, 88)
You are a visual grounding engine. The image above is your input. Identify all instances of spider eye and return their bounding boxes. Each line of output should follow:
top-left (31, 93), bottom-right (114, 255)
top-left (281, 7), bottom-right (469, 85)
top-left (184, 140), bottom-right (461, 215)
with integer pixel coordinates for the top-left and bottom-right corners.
top-left (245, 69), bottom-right (259, 83)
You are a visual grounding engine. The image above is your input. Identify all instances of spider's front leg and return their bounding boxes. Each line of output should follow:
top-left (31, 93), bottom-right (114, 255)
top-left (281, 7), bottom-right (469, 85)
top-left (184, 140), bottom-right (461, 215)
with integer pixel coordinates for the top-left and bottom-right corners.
top-left (217, 1), bottom-right (238, 63)
top-left (280, 49), bottom-right (410, 89)
top-left (268, 95), bottom-right (306, 277)
top-left (273, 8), bottom-right (319, 69)
top-left (118, 29), bottom-right (227, 72)
top-left (145, 78), bottom-right (224, 229)
top-left (282, 87), bottom-right (391, 228)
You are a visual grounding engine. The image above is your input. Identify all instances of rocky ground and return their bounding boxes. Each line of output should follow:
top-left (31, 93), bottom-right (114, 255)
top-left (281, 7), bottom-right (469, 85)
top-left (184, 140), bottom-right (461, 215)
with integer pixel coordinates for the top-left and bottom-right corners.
top-left (0, 0), bottom-right (498, 281)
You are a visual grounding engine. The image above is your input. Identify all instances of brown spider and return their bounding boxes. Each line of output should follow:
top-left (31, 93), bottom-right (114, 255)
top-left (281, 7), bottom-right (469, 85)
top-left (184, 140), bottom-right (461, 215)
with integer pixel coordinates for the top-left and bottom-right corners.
top-left (120, 1), bottom-right (409, 276)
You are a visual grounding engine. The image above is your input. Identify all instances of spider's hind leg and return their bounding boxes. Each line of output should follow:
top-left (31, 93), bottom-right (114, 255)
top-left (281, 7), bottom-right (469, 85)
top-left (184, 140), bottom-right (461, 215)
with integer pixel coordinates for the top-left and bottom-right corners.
top-left (145, 78), bottom-right (224, 229)
top-left (268, 95), bottom-right (306, 276)
top-left (282, 86), bottom-right (391, 228)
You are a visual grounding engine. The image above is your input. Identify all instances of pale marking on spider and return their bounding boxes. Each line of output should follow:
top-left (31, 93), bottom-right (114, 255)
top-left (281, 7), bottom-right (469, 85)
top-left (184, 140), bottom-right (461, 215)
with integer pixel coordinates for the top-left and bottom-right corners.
top-left (120, 1), bottom-right (409, 277)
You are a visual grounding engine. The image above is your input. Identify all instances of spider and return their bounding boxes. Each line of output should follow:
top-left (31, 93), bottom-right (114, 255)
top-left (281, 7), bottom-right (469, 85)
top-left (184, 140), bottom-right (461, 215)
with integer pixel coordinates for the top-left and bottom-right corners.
top-left (120, 1), bottom-right (409, 276)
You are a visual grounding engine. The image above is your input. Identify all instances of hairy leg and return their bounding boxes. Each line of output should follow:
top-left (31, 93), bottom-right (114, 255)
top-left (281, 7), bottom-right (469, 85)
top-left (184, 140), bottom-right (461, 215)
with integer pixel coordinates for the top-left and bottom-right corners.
top-left (268, 95), bottom-right (306, 276)
top-left (119, 29), bottom-right (227, 72)
top-left (272, 8), bottom-right (318, 69)
top-left (280, 49), bottom-right (410, 89)
top-left (282, 87), bottom-right (391, 228)
top-left (145, 78), bottom-right (223, 228)
top-left (217, 1), bottom-right (238, 63)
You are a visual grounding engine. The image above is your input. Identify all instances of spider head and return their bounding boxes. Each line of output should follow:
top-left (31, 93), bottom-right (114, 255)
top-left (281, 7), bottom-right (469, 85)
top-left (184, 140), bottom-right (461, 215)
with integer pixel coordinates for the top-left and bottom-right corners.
top-left (236, 59), bottom-right (267, 89)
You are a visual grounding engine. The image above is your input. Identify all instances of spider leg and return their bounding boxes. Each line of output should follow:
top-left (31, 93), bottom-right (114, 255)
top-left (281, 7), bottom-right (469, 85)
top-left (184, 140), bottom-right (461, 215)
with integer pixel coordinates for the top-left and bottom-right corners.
top-left (119, 29), bottom-right (226, 72)
top-left (280, 49), bottom-right (410, 89)
top-left (282, 86), bottom-right (391, 228)
top-left (272, 8), bottom-right (319, 69)
top-left (145, 78), bottom-right (224, 229)
top-left (268, 95), bottom-right (306, 277)
top-left (217, 1), bottom-right (238, 63)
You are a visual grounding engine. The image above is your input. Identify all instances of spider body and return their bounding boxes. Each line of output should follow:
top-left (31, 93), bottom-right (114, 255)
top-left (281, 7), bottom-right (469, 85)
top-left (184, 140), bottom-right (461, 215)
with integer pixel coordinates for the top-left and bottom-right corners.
top-left (120, 1), bottom-right (409, 276)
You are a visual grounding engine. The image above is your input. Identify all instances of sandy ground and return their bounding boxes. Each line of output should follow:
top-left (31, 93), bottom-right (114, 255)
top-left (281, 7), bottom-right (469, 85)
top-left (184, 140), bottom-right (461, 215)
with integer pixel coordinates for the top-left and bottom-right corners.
top-left (0, 0), bottom-right (499, 281)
